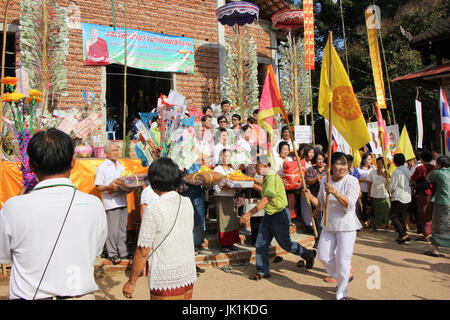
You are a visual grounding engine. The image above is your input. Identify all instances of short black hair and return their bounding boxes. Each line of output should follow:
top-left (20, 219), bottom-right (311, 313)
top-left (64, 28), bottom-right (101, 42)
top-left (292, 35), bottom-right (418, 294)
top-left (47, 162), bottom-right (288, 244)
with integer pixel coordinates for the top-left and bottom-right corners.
top-left (247, 116), bottom-right (257, 124)
top-left (376, 156), bottom-right (384, 162)
top-left (257, 154), bottom-right (271, 166)
top-left (281, 125), bottom-right (289, 133)
top-left (147, 157), bottom-right (182, 192)
top-left (27, 128), bottom-right (74, 177)
top-left (241, 124), bottom-right (251, 132)
top-left (202, 106), bottom-right (212, 114)
top-left (253, 109), bottom-right (258, 115)
top-left (312, 151), bottom-right (325, 164)
top-left (346, 154), bottom-right (354, 163)
top-left (232, 114), bottom-right (241, 121)
top-left (217, 115), bottom-right (227, 123)
top-left (278, 141), bottom-right (290, 154)
top-left (420, 149), bottom-right (433, 163)
top-left (393, 153), bottom-right (406, 166)
top-left (201, 115), bottom-right (212, 122)
top-left (331, 152), bottom-right (348, 166)
top-left (220, 100), bottom-right (230, 106)
top-left (436, 155), bottom-right (450, 168)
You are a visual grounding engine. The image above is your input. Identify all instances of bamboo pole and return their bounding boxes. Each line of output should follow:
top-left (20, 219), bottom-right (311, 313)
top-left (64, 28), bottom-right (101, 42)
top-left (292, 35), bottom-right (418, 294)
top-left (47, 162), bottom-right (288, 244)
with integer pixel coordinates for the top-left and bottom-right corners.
top-left (122, 0), bottom-right (128, 158)
top-left (309, 70), bottom-right (315, 145)
top-left (292, 32), bottom-right (300, 126)
top-left (339, 0), bottom-right (349, 76)
top-left (378, 28), bottom-right (396, 125)
top-left (287, 122), bottom-right (318, 238)
top-left (324, 32), bottom-right (333, 227)
top-left (0, 0), bottom-right (9, 278)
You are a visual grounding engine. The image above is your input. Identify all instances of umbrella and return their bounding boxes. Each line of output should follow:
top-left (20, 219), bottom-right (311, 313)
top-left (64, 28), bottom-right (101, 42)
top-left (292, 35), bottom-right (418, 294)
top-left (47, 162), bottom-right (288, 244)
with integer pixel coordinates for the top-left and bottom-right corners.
top-left (272, 9), bottom-right (304, 31)
top-left (216, 1), bottom-right (259, 26)
top-left (216, 1), bottom-right (259, 121)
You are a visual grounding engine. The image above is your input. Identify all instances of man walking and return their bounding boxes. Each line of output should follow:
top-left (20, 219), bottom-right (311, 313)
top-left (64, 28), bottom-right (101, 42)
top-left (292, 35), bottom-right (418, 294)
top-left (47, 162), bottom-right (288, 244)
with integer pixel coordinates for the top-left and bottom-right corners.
top-left (0, 128), bottom-right (107, 300)
top-left (240, 155), bottom-right (316, 280)
top-left (95, 142), bottom-right (130, 265)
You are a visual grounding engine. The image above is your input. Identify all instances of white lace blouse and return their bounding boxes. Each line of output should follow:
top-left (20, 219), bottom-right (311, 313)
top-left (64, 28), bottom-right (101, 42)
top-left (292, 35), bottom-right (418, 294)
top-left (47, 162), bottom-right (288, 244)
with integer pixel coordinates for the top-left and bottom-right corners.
top-left (137, 191), bottom-right (197, 290)
top-left (317, 174), bottom-right (363, 232)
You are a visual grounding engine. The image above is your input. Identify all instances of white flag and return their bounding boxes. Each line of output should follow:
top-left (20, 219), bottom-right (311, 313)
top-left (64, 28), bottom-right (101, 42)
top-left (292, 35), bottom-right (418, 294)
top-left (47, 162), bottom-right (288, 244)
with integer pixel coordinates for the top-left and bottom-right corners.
top-left (415, 100), bottom-right (423, 149)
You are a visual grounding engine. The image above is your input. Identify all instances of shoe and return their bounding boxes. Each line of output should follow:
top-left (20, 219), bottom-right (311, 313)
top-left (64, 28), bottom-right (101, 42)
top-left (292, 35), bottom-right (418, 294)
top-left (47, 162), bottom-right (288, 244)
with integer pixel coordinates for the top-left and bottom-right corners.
top-left (196, 266), bottom-right (206, 273)
top-left (101, 251), bottom-right (108, 259)
top-left (424, 250), bottom-right (445, 258)
top-left (109, 255), bottom-right (122, 265)
top-left (120, 254), bottom-right (133, 260)
top-left (296, 260), bottom-right (305, 268)
top-left (229, 245), bottom-right (239, 251)
top-left (305, 250), bottom-right (317, 270)
top-left (273, 256), bottom-right (283, 263)
top-left (249, 273), bottom-right (271, 280)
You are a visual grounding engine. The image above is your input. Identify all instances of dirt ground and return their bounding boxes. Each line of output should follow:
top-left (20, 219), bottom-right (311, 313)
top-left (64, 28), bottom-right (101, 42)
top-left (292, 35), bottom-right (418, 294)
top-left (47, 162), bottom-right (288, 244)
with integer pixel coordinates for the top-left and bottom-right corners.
top-left (1, 228), bottom-right (449, 300)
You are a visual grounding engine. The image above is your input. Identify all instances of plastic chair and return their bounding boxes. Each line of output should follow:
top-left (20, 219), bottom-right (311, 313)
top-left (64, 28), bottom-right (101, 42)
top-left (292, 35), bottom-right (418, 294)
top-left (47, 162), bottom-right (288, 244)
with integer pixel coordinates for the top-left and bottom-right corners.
top-left (106, 119), bottom-right (117, 140)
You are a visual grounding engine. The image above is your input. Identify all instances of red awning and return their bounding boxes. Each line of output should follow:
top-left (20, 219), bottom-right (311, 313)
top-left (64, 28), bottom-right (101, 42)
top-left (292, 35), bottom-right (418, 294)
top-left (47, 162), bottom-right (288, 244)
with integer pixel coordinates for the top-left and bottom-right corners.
top-left (392, 63), bottom-right (450, 89)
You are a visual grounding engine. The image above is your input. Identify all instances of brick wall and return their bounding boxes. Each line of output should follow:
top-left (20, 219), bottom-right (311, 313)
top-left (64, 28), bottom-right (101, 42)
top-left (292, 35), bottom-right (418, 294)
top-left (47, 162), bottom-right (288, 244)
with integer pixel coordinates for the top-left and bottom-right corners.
top-left (0, 0), bottom-right (273, 124)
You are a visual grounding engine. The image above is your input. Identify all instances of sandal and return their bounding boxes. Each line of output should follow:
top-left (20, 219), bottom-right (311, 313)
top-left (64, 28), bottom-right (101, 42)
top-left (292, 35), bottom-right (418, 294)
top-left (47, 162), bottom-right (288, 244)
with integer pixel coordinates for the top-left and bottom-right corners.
top-left (109, 256), bottom-right (122, 265)
top-left (424, 250), bottom-right (445, 258)
top-left (325, 274), bottom-right (354, 284)
top-left (249, 273), bottom-right (271, 280)
top-left (229, 245), bottom-right (239, 251)
top-left (273, 256), bottom-right (283, 263)
top-left (221, 246), bottom-right (231, 253)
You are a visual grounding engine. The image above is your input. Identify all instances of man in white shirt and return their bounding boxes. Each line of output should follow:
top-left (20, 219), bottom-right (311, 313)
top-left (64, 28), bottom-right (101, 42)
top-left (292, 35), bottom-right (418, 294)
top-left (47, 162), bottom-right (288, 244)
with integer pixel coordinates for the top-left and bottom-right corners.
top-left (389, 153), bottom-right (412, 244)
top-left (95, 142), bottom-right (130, 265)
top-left (0, 128), bottom-right (107, 300)
top-left (273, 125), bottom-right (299, 157)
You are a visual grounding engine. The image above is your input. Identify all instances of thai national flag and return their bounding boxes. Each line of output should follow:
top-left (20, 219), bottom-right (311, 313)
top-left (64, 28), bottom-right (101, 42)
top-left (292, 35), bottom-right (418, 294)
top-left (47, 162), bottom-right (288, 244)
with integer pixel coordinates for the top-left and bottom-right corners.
top-left (440, 88), bottom-right (450, 131)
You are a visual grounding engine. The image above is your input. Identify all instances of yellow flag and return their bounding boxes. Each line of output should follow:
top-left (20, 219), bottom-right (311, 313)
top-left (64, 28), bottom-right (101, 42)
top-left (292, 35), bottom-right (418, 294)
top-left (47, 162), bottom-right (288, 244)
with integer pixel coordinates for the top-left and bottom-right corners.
top-left (318, 37), bottom-right (371, 150)
top-left (352, 148), bottom-right (362, 168)
top-left (397, 126), bottom-right (415, 161)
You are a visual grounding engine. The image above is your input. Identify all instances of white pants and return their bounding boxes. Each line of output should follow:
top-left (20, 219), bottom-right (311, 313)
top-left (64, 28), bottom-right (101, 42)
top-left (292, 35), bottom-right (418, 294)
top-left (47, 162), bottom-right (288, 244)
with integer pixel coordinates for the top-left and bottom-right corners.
top-left (318, 229), bottom-right (357, 300)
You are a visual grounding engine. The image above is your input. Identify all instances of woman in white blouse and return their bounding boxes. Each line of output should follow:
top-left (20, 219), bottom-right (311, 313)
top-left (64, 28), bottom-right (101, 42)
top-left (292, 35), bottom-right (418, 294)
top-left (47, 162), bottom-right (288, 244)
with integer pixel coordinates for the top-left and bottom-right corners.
top-left (214, 149), bottom-right (240, 253)
top-left (123, 157), bottom-right (197, 300)
top-left (304, 152), bottom-right (362, 300)
top-left (275, 141), bottom-right (293, 176)
top-left (359, 153), bottom-right (374, 228)
top-left (367, 157), bottom-right (391, 231)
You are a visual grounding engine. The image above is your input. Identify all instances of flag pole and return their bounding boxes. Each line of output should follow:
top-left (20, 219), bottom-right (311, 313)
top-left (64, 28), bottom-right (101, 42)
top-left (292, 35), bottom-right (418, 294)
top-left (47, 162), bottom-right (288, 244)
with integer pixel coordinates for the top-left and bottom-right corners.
top-left (309, 70), bottom-right (315, 145)
top-left (122, 0), bottom-right (128, 158)
top-left (324, 31), bottom-right (333, 227)
top-left (286, 121), bottom-right (318, 238)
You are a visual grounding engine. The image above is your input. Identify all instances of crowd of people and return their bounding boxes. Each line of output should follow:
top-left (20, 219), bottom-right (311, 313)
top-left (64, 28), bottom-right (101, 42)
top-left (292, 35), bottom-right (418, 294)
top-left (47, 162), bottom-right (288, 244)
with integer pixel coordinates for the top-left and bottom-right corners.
top-left (0, 100), bottom-right (449, 300)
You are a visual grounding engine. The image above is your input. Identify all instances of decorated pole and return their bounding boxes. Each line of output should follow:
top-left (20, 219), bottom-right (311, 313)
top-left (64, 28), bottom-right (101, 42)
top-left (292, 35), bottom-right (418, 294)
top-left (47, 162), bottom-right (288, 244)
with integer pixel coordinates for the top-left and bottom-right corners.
top-left (122, 0), bottom-right (128, 157)
top-left (0, 0), bottom-right (9, 278)
top-left (324, 31), bottom-right (333, 227)
top-left (309, 70), bottom-right (315, 144)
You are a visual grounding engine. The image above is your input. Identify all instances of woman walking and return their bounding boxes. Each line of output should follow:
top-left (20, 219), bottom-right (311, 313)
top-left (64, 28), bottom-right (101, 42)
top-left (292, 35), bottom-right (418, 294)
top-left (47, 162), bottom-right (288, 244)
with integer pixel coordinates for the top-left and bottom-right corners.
top-left (359, 153), bottom-right (374, 228)
top-left (122, 157), bottom-right (197, 300)
top-left (424, 155), bottom-right (450, 257)
top-left (304, 152), bottom-right (362, 300)
top-left (300, 145), bottom-right (315, 233)
top-left (411, 150), bottom-right (435, 242)
top-left (214, 149), bottom-right (240, 252)
top-left (367, 157), bottom-right (390, 231)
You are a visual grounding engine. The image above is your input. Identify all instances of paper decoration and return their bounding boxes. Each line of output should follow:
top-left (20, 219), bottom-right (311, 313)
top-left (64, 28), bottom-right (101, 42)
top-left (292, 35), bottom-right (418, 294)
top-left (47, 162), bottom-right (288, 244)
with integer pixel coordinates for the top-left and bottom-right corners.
top-left (294, 125), bottom-right (313, 143)
top-left (74, 112), bottom-right (102, 138)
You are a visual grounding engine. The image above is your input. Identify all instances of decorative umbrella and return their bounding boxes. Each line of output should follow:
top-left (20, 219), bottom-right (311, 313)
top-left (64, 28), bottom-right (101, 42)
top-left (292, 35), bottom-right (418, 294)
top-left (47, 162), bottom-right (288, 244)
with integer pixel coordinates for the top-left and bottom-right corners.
top-left (272, 9), bottom-right (310, 126)
top-left (272, 9), bottom-right (304, 31)
top-left (216, 1), bottom-right (259, 121)
top-left (216, 1), bottom-right (259, 26)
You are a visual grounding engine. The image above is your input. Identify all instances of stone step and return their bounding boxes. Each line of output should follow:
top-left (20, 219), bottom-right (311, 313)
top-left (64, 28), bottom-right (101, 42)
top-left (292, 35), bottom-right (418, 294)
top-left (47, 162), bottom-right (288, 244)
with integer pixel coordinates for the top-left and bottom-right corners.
top-left (98, 232), bottom-right (315, 271)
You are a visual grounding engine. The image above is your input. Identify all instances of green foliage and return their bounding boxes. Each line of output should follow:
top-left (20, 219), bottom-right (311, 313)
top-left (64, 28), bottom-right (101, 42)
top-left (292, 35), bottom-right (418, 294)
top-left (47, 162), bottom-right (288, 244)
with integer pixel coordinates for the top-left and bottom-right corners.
top-left (279, 34), bottom-right (311, 118)
top-left (222, 26), bottom-right (259, 119)
top-left (20, 0), bottom-right (69, 97)
top-left (123, 130), bottom-right (133, 158)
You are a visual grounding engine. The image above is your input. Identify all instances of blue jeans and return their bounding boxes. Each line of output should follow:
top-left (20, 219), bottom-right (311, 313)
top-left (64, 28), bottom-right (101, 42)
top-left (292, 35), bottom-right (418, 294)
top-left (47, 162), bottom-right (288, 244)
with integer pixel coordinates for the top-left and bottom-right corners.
top-left (255, 207), bottom-right (314, 275)
top-left (182, 186), bottom-right (206, 246)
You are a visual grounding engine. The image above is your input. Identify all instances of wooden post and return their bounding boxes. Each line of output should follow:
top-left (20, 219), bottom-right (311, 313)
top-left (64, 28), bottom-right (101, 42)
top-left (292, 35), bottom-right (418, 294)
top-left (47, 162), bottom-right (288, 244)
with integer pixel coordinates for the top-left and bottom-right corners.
top-left (0, 0), bottom-right (9, 278)
top-left (122, 0), bottom-right (128, 158)
top-left (324, 32), bottom-right (333, 227)
top-left (309, 70), bottom-right (315, 145)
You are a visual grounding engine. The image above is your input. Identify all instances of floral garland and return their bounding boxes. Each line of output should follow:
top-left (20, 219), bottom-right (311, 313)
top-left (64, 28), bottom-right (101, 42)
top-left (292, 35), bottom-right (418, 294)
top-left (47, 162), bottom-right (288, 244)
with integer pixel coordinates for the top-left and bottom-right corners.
top-left (1, 77), bottom-right (42, 192)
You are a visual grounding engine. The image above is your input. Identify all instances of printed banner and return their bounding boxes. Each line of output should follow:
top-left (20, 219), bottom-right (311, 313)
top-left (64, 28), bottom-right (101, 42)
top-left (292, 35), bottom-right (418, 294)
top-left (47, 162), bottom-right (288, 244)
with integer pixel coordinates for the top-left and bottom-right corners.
top-left (303, 0), bottom-right (315, 70)
top-left (386, 124), bottom-right (400, 156)
top-left (82, 23), bottom-right (195, 74)
top-left (294, 125), bottom-right (312, 143)
top-left (365, 8), bottom-right (386, 109)
top-left (415, 100), bottom-right (423, 149)
top-left (367, 121), bottom-right (383, 156)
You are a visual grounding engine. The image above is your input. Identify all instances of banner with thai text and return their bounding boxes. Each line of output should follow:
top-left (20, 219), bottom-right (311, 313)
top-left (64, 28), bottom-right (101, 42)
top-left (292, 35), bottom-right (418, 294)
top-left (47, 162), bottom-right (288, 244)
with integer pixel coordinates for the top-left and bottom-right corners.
top-left (303, 0), bottom-right (315, 70)
top-left (82, 23), bottom-right (195, 74)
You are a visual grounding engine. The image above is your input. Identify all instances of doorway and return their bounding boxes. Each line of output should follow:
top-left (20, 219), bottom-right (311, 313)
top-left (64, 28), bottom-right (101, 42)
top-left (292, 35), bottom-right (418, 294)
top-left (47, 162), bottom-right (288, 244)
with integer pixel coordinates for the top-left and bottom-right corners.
top-left (105, 64), bottom-right (172, 140)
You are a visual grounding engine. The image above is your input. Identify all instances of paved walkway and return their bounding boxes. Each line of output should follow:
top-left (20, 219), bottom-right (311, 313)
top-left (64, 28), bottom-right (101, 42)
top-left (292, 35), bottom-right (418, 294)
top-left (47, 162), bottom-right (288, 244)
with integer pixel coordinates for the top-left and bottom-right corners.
top-left (1, 229), bottom-right (449, 300)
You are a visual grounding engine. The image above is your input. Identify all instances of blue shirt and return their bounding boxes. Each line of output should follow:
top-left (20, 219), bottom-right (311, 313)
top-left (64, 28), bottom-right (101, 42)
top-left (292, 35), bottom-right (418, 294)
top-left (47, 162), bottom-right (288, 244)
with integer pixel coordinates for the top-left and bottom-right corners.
top-left (349, 168), bottom-right (360, 179)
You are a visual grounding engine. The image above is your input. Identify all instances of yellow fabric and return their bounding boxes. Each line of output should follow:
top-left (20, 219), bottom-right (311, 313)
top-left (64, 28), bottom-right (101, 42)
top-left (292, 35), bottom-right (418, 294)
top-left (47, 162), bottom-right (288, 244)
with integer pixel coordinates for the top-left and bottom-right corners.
top-left (365, 9), bottom-right (387, 109)
top-left (0, 159), bottom-right (148, 230)
top-left (397, 126), bottom-right (415, 161)
top-left (151, 126), bottom-right (161, 146)
top-left (352, 148), bottom-right (362, 168)
top-left (318, 37), bottom-right (371, 151)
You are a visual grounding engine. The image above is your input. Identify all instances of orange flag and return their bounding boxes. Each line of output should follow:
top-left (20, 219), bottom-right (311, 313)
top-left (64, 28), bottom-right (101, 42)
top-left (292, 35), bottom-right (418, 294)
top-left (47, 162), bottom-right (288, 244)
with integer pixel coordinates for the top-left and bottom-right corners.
top-left (257, 65), bottom-right (289, 152)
